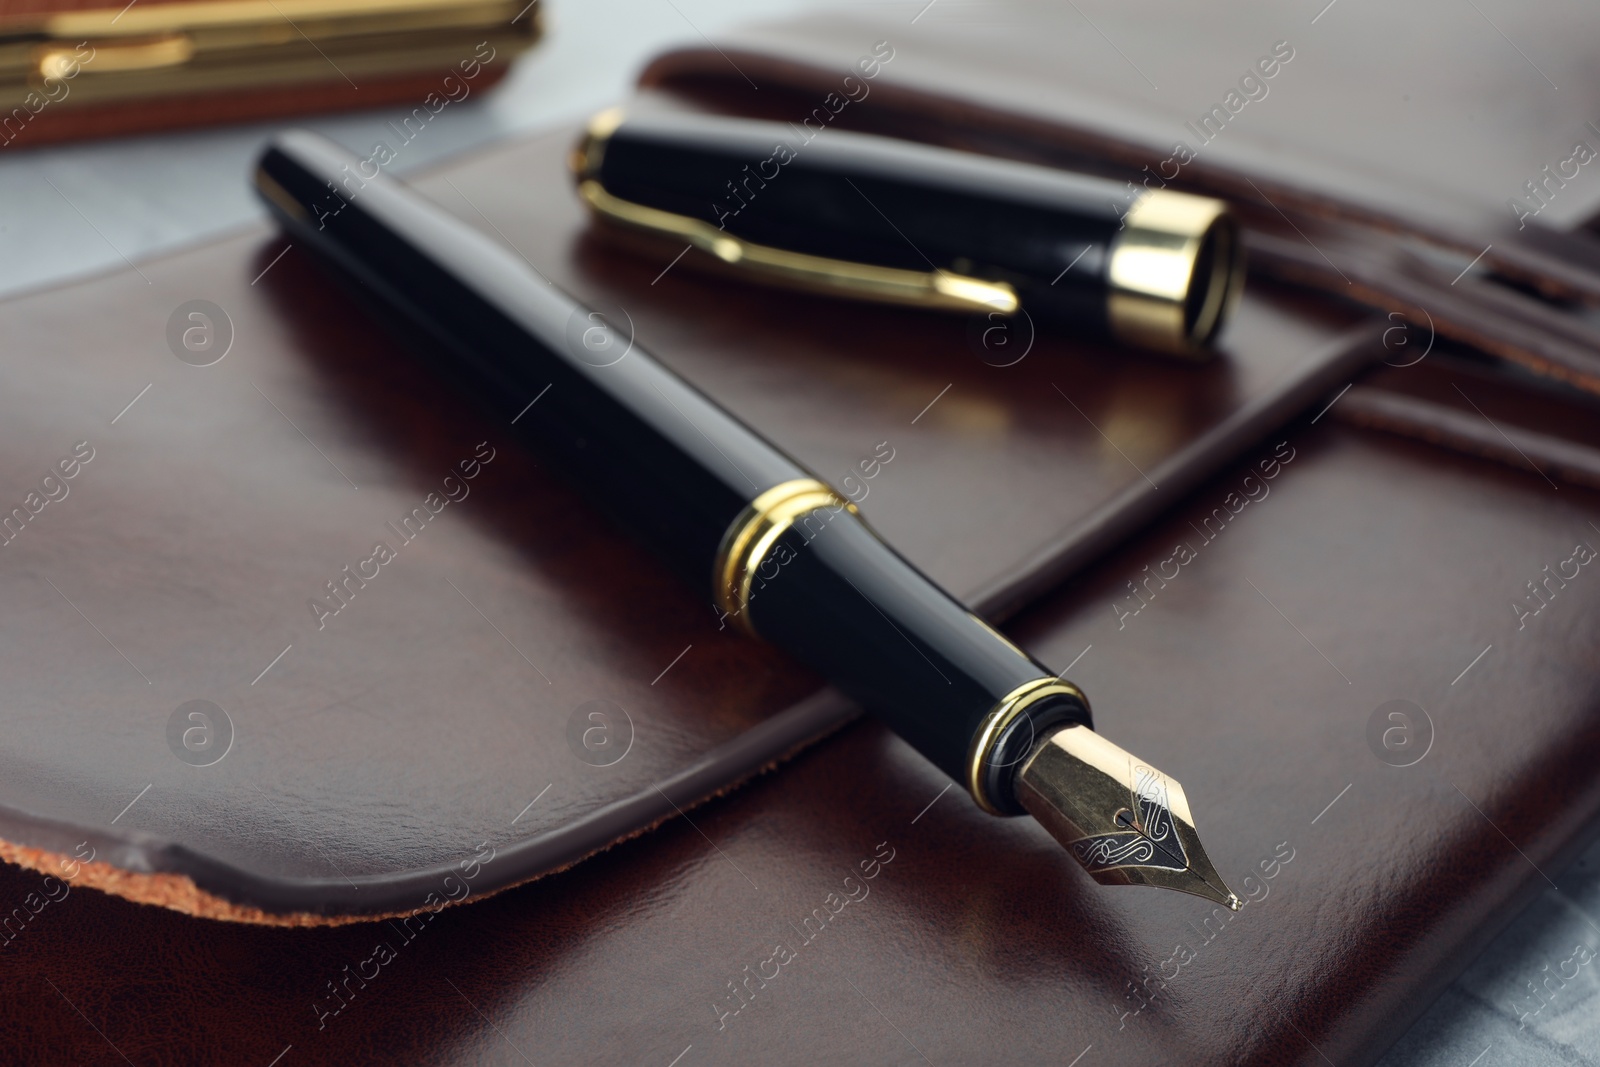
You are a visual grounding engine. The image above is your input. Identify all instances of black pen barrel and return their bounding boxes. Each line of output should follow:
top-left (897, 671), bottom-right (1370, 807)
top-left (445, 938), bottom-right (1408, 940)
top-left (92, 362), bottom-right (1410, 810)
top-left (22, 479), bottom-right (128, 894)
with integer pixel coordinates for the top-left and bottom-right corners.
top-left (256, 129), bottom-right (802, 588)
top-left (748, 514), bottom-right (1089, 809)
top-left (253, 130), bottom-right (1091, 816)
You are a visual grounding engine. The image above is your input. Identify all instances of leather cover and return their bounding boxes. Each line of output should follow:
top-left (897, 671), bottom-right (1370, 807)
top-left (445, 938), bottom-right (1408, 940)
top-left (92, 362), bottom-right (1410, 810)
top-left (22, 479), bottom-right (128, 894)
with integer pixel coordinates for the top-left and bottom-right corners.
top-left (3, 293), bottom-right (1599, 1065)
top-left (0, 121), bottom-right (1374, 923)
top-left (4, 5), bottom-right (1600, 1062)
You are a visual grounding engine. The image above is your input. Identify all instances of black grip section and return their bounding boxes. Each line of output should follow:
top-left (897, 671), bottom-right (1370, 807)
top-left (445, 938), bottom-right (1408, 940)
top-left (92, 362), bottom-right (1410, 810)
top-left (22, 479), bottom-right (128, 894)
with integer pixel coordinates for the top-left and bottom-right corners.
top-left (595, 111), bottom-right (1126, 331)
top-left (747, 508), bottom-right (1091, 809)
top-left (255, 130), bottom-right (807, 589)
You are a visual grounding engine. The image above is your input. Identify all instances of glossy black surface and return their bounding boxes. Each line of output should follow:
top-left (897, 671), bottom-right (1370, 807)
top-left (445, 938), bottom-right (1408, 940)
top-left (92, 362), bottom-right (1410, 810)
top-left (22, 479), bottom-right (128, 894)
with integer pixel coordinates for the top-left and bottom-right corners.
top-left (593, 111), bottom-right (1131, 329)
top-left (257, 130), bottom-right (803, 587)
top-left (750, 513), bottom-right (1090, 812)
top-left (255, 129), bottom-right (1090, 812)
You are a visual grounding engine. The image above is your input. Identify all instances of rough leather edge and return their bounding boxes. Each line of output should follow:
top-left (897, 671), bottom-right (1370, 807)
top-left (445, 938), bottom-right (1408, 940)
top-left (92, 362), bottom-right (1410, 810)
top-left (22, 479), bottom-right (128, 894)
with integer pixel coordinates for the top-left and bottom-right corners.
top-left (0, 711), bottom-right (858, 927)
top-left (0, 839), bottom-right (338, 928)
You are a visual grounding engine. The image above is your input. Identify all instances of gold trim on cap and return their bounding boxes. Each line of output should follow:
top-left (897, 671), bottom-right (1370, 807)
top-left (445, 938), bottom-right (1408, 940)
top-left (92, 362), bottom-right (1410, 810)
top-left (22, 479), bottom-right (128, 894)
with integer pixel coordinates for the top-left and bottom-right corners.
top-left (712, 478), bottom-right (856, 635)
top-left (574, 178), bottom-right (1019, 316)
top-left (1107, 189), bottom-right (1244, 357)
top-left (967, 676), bottom-right (1088, 814)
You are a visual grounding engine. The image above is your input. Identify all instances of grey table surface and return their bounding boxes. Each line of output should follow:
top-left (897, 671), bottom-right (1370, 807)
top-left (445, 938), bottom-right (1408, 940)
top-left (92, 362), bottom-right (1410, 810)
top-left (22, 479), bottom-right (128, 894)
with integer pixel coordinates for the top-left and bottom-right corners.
top-left (1384, 833), bottom-right (1600, 1067)
top-left (1, 1), bottom-right (1596, 1064)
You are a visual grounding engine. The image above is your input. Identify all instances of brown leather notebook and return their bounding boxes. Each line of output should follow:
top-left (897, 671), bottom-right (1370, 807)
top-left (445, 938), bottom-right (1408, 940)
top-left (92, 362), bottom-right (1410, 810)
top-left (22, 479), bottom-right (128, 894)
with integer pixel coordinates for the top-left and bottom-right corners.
top-left (0, 123), bottom-right (1597, 1066)
top-left (0, 121), bottom-right (1371, 924)
top-left (3, 5), bottom-right (1600, 1064)
top-left (0, 150), bottom-right (1596, 1059)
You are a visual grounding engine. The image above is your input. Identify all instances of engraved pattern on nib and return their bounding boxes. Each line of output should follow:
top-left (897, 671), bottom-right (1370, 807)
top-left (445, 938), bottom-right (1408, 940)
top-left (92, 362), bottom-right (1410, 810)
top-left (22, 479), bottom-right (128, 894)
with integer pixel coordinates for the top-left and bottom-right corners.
top-left (1069, 764), bottom-right (1189, 874)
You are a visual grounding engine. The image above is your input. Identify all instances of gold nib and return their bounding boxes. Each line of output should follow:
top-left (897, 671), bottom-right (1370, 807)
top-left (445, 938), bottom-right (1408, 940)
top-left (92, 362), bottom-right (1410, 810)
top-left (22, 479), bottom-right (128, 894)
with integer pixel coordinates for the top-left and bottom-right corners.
top-left (1016, 725), bottom-right (1241, 910)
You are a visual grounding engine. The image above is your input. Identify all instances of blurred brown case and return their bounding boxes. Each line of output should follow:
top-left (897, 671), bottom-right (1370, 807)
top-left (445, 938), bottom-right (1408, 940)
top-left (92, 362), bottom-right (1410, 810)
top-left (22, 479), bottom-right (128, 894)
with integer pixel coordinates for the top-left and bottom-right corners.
top-left (0, 0), bottom-right (540, 146)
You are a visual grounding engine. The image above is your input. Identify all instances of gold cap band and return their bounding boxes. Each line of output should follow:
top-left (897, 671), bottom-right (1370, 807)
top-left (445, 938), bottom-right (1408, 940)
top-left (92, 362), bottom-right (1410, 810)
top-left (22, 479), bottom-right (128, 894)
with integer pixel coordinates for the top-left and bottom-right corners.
top-left (712, 478), bottom-right (855, 635)
top-left (967, 676), bottom-right (1089, 814)
top-left (1107, 189), bottom-right (1244, 357)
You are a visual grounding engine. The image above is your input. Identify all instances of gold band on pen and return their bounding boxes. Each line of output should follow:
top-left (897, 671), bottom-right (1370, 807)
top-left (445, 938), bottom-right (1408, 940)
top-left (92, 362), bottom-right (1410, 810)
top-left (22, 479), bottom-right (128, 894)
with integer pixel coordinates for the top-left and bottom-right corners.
top-left (1107, 189), bottom-right (1245, 357)
top-left (967, 677), bottom-right (1089, 814)
top-left (712, 478), bottom-right (856, 635)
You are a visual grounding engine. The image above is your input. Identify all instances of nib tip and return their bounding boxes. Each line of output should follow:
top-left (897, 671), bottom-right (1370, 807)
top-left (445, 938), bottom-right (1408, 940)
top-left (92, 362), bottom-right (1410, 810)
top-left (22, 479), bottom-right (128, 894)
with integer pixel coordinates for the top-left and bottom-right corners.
top-left (1016, 725), bottom-right (1240, 910)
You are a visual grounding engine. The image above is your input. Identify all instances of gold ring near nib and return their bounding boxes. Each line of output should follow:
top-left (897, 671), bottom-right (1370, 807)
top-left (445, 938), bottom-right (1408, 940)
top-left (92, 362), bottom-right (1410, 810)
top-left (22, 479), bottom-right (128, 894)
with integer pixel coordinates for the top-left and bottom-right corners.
top-left (1016, 724), bottom-right (1241, 910)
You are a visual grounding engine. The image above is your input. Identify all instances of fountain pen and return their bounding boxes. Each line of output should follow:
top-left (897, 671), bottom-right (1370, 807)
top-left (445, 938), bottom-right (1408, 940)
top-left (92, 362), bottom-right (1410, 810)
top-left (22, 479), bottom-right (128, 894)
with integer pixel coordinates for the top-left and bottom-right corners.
top-left (253, 130), bottom-right (1240, 910)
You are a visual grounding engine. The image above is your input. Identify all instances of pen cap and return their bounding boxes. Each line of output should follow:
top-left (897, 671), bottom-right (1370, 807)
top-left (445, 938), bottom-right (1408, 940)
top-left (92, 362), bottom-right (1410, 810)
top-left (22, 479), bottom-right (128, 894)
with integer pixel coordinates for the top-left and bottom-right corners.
top-left (573, 109), bottom-right (1244, 357)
